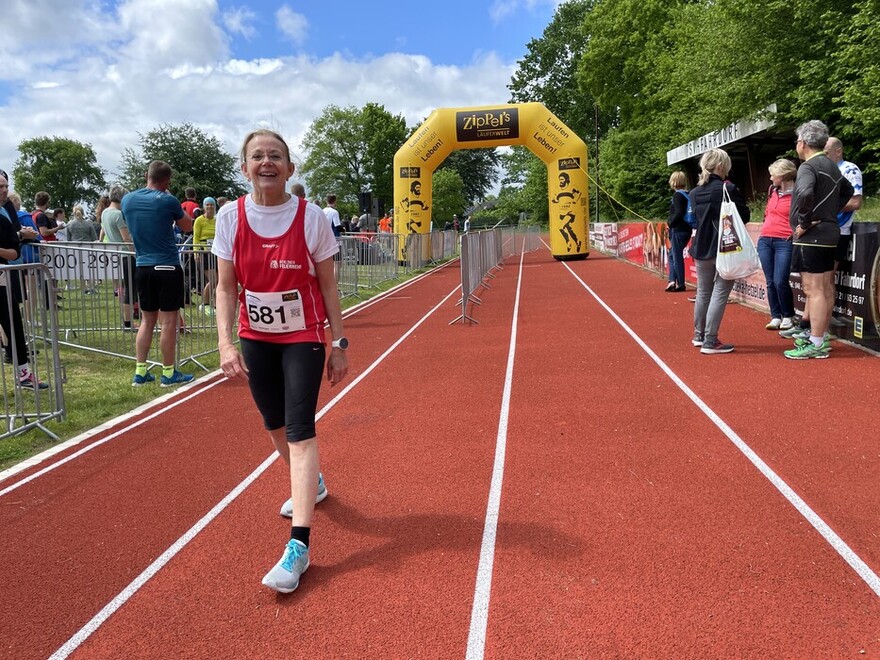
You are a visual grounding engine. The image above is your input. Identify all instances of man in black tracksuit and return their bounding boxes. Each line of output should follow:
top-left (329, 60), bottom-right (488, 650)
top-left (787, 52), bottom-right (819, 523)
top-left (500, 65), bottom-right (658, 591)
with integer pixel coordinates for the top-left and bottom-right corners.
top-left (785, 120), bottom-right (854, 359)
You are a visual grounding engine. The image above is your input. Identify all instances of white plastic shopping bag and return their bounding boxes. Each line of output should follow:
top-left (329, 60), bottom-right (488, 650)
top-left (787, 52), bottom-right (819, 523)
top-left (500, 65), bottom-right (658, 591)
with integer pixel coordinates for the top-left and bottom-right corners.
top-left (716, 184), bottom-right (760, 280)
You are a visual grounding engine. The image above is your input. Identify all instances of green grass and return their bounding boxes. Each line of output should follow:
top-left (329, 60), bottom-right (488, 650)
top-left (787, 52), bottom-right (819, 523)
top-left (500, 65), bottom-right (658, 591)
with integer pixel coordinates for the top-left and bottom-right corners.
top-left (0, 264), bottom-right (439, 472)
top-left (856, 196), bottom-right (880, 222)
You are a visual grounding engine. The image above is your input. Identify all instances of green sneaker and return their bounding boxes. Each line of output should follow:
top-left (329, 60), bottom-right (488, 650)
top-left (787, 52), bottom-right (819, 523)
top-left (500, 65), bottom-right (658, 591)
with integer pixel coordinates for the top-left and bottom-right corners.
top-left (784, 342), bottom-right (829, 360)
top-left (794, 333), bottom-right (832, 351)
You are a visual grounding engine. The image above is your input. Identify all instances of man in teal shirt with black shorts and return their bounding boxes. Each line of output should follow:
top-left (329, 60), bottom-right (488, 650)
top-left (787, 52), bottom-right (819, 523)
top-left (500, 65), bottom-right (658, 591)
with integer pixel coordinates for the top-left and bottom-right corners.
top-left (121, 160), bottom-right (194, 386)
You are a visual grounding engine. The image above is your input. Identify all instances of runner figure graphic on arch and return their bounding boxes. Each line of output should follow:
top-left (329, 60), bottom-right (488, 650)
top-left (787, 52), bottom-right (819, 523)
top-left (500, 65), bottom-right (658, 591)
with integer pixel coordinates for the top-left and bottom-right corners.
top-left (552, 172), bottom-right (582, 252)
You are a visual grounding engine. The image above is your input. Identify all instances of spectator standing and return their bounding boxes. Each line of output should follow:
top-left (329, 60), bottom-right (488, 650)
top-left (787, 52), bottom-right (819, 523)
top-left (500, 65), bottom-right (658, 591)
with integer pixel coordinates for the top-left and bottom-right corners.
top-left (665, 171), bottom-right (691, 292)
top-left (688, 148), bottom-right (751, 354)
top-left (53, 209), bottom-right (68, 241)
top-left (824, 136), bottom-right (863, 326)
top-left (121, 160), bottom-right (194, 385)
top-left (5, 192), bottom-right (43, 321)
top-left (323, 194), bottom-right (341, 237)
top-left (378, 213), bottom-right (392, 233)
top-left (6, 192), bottom-right (41, 265)
top-left (67, 205), bottom-right (98, 242)
top-left (34, 192), bottom-right (62, 242)
top-left (181, 188), bottom-right (199, 222)
top-left (213, 129), bottom-right (348, 594)
top-left (784, 121), bottom-right (853, 360)
top-left (193, 196), bottom-right (217, 316)
top-left (758, 159), bottom-right (797, 331)
top-left (95, 195), bottom-right (110, 241)
top-left (0, 172), bottom-right (47, 388)
top-left (67, 205), bottom-right (99, 293)
top-left (101, 185), bottom-right (137, 331)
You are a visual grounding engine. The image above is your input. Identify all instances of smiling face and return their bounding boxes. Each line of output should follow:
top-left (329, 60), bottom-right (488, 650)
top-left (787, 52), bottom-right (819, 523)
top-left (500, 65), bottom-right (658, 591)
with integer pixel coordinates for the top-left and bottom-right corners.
top-left (203, 202), bottom-right (216, 218)
top-left (241, 133), bottom-right (295, 200)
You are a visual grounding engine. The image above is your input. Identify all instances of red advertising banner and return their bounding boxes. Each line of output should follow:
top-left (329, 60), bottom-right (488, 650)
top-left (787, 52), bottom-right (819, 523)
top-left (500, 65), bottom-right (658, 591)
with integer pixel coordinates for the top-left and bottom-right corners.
top-left (616, 223), bottom-right (645, 263)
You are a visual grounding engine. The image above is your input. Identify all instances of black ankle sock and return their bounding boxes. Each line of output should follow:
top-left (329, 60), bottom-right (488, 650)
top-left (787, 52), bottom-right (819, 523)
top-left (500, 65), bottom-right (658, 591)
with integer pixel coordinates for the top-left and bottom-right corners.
top-left (291, 526), bottom-right (310, 548)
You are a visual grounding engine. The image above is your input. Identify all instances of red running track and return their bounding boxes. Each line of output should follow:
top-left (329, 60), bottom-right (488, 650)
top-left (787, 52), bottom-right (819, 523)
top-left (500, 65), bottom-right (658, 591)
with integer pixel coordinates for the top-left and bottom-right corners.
top-left (0, 248), bottom-right (878, 659)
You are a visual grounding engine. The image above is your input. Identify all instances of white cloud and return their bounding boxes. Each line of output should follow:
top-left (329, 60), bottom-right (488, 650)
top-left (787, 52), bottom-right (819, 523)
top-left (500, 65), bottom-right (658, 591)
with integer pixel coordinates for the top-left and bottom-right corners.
top-left (0, 2), bottom-right (517, 195)
top-left (117, 0), bottom-right (227, 69)
top-left (489, 0), bottom-right (564, 24)
top-left (222, 6), bottom-right (257, 39)
top-left (276, 5), bottom-right (308, 46)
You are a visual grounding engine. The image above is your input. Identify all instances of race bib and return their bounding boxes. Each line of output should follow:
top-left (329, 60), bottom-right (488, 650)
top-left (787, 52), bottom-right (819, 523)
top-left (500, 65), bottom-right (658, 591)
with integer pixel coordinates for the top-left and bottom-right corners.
top-left (244, 288), bottom-right (306, 333)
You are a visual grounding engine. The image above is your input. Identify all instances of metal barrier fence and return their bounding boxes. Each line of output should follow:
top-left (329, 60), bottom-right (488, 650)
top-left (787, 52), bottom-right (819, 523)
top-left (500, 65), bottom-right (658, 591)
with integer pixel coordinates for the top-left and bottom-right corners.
top-left (336, 233), bottom-right (401, 299)
top-left (450, 226), bottom-right (541, 324)
top-left (336, 231), bottom-right (459, 299)
top-left (36, 242), bottom-right (219, 372)
top-left (1, 263), bottom-right (65, 441)
top-left (36, 233), bottom-right (460, 365)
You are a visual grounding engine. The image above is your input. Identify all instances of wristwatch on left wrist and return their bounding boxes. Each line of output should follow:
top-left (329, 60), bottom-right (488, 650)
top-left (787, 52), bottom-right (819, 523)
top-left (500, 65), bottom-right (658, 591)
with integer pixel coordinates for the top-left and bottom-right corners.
top-left (331, 337), bottom-right (349, 350)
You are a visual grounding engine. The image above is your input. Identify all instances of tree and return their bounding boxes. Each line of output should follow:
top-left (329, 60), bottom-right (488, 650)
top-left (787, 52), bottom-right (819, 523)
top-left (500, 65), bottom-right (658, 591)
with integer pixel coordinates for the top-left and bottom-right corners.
top-left (490, 148), bottom-right (549, 226)
top-left (299, 103), bottom-right (409, 215)
top-left (118, 123), bottom-right (246, 201)
top-left (431, 168), bottom-right (466, 228)
top-left (836, 2), bottom-right (880, 165)
top-left (12, 137), bottom-right (106, 211)
top-left (436, 149), bottom-right (500, 206)
top-left (508, 0), bottom-right (599, 141)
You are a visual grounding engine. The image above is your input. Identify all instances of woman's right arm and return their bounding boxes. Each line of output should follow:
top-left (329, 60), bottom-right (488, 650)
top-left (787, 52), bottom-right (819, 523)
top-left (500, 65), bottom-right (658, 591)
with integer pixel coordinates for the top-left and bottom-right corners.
top-left (215, 257), bottom-right (248, 380)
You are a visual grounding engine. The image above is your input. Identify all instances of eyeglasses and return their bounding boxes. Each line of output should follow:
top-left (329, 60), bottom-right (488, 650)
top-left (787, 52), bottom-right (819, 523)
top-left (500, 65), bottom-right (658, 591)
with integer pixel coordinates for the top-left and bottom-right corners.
top-left (248, 152), bottom-right (286, 163)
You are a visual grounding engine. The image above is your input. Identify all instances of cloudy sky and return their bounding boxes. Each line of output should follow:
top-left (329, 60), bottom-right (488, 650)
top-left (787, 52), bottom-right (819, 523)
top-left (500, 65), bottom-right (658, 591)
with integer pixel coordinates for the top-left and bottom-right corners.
top-left (0, 0), bottom-right (564, 197)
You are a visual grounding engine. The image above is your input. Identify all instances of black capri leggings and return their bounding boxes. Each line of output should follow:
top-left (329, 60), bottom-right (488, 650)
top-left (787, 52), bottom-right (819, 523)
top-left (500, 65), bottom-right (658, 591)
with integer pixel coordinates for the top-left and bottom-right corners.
top-left (240, 339), bottom-right (325, 442)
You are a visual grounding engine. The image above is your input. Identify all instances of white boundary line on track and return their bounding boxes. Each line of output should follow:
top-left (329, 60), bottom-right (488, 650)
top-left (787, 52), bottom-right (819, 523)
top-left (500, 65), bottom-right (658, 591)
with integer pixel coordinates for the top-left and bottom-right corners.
top-left (466, 250), bottom-right (525, 660)
top-left (0, 378), bottom-right (226, 498)
top-left (0, 261), bottom-right (456, 488)
top-left (49, 283), bottom-right (461, 660)
top-left (560, 260), bottom-right (880, 599)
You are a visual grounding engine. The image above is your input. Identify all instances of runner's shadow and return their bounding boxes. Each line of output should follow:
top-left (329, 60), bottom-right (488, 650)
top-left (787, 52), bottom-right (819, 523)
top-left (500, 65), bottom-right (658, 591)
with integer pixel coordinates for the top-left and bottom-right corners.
top-left (291, 497), bottom-right (586, 592)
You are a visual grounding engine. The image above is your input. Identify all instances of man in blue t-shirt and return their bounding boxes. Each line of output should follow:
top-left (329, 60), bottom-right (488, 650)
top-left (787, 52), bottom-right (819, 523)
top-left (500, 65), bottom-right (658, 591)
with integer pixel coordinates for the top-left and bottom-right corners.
top-left (121, 160), bottom-right (194, 387)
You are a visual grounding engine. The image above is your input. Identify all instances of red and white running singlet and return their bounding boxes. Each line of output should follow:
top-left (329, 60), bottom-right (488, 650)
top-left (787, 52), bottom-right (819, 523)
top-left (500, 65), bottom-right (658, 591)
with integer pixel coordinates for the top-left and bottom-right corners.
top-left (232, 196), bottom-right (327, 344)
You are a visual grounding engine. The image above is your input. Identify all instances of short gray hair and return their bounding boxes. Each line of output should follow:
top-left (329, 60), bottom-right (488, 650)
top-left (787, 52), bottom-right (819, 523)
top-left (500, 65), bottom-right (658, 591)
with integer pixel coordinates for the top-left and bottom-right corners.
top-left (796, 120), bottom-right (829, 150)
top-left (109, 185), bottom-right (128, 203)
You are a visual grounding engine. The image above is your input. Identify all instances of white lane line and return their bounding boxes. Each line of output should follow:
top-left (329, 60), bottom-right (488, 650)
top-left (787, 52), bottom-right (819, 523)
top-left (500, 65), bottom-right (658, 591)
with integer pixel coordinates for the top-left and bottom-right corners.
top-left (49, 284), bottom-right (461, 660)
top-left (0, 378), bottom-right (225, 497)
top-left (466, 250), bottom-right (525, 660)
top-left (0, 262), bottom-right (456, 488)
top-left (561, 261), bottom-right (880, 598)
top-left (0, 375), bottom-right (223, 484)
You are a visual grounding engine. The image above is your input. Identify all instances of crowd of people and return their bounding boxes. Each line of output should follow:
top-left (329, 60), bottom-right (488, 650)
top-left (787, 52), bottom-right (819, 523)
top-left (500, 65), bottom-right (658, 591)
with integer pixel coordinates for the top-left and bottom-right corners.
top-left (667, 119), bottom-right (857, 360)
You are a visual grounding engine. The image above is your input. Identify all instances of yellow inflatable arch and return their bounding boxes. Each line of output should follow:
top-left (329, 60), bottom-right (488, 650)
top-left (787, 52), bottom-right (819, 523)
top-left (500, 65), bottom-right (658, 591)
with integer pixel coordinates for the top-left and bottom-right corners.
top-left (393, 102), bottom-right (589, 260)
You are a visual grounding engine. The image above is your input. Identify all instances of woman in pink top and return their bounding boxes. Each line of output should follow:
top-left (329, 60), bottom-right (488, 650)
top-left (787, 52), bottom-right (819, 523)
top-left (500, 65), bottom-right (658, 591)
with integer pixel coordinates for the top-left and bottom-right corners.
top-left (758, 159), bottom-right (797, 330)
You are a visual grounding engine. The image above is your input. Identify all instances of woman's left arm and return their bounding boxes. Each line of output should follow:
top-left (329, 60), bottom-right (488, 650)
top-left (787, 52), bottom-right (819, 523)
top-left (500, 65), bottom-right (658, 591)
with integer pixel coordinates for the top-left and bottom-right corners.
top-left (314, 257), bottom-right (348, 386)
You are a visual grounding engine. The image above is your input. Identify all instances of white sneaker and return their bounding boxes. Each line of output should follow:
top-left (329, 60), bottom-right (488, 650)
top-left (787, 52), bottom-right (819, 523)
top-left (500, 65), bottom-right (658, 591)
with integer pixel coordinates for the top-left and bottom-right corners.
top-left (280, 473), bottom-right (328, 517)
top-left (779, 317), bottom-right (794, 330)
top-left (262, 539), bottom-right (309, 593)
top-left (765, 318), bottom-right (782, 330)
